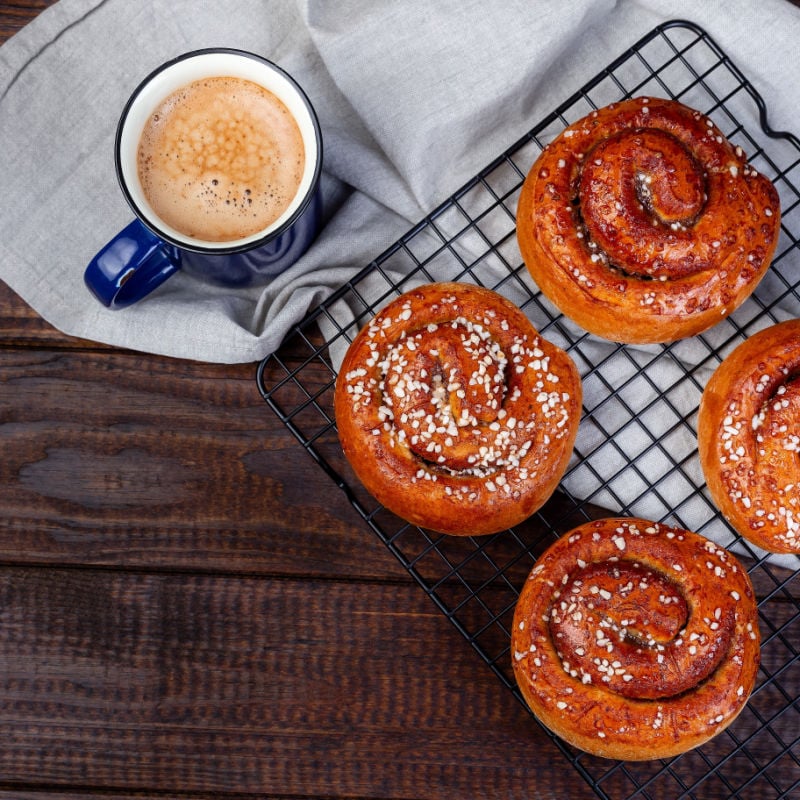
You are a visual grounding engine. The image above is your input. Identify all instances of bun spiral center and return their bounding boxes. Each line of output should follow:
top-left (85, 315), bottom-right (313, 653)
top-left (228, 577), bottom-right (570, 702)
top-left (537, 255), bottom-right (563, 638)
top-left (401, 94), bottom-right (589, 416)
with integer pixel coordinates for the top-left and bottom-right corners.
top-left (580, 129), bottom-right (708, 279)
top-left (550, 560), bottom-right (732, 700)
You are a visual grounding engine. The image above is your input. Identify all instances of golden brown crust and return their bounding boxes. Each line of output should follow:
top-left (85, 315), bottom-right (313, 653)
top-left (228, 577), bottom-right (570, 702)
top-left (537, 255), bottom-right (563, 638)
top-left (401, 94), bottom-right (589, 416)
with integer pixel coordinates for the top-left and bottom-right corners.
top-left (511, 518), bottom-right (760, 761)
top-left (333, 282), bottom-right (582, 536)
top-left (698, 319), bottom-right (800, 553)
top-left (516, 97), bottom-right (781, 344)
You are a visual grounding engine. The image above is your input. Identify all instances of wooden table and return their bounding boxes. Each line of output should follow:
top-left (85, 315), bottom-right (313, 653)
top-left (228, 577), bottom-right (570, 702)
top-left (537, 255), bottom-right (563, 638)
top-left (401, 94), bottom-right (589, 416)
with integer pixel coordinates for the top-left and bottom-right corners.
top-left (1, 3), bottom-right (798, 800)
top-left (0, 3), bottom-right (594, 798)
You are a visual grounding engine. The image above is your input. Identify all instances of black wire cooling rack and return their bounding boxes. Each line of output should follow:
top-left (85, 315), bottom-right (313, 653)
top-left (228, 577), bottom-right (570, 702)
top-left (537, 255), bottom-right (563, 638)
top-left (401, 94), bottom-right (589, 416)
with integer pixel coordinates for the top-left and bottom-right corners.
top-left (256, 20), bottom-right (800, 800)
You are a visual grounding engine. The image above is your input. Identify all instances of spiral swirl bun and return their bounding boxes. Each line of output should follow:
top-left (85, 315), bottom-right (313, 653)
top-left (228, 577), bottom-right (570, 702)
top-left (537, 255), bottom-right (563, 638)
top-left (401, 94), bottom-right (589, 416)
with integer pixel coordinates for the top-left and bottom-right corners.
top-left (516, 97), bottom-right (781, 343)
top-left (334, 282), bottom-right (582, 536)
top-left (511, 518), bottom-right (760, 760)
top-left (698, 320), bottom-right (800, 553)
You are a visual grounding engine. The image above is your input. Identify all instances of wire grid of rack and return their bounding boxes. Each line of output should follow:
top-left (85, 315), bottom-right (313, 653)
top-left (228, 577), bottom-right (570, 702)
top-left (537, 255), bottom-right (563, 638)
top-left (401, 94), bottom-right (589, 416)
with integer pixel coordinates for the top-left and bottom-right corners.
top-left (256, 20), bottom-right (800, 800)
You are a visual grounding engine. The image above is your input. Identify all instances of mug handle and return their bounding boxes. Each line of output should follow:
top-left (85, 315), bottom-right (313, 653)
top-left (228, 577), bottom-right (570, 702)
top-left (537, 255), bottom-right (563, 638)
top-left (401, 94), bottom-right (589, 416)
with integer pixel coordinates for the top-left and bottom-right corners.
top-left (84, 218), bottom-right (181, 309)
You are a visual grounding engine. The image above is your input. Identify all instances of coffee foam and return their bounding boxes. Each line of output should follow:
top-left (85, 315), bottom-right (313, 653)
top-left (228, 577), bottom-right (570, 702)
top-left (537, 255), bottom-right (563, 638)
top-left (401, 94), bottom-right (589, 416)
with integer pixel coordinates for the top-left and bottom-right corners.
top-left (137, 76), bottom-right (305, 243)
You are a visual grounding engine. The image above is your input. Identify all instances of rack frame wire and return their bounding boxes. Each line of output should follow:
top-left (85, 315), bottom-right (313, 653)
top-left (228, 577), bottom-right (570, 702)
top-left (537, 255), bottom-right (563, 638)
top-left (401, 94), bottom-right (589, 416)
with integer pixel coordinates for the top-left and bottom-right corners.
top-left (256, 19), bottom-right (800, 800)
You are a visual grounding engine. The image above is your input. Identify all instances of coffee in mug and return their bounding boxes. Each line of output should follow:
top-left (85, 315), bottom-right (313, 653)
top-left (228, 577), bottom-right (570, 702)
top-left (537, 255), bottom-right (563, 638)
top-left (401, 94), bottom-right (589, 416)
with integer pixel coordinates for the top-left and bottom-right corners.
top-left (137, 76), bottom-right (305, 243)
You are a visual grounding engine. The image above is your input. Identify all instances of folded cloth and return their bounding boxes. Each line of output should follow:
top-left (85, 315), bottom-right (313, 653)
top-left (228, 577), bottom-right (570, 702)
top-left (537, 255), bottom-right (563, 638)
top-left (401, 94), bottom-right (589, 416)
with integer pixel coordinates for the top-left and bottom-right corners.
top-left (0, 0), bottom-right (796, 364)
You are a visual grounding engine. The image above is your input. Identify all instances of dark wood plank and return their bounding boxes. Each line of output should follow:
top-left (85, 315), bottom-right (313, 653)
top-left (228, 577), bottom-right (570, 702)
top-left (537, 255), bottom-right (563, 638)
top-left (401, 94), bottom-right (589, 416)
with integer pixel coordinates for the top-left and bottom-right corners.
top-left (0, 346), bottom-right (407, 579)
top-left (0, 0), bottom-right (53, 39)
top-left (0, 566), bottom-right (585, 799)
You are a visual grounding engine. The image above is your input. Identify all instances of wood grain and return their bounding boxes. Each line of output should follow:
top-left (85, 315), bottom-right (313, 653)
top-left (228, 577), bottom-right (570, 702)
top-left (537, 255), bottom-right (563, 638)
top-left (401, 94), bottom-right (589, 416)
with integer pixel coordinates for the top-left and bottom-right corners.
top-left (0, 569), bottom-right (577, 798)
top-left (0, 345), bottom-right (400, 578)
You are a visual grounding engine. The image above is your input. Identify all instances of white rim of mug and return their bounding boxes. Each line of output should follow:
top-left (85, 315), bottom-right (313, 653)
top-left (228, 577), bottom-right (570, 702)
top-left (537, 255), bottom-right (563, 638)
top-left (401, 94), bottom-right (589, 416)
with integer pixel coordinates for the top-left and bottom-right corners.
top-left (115, 48), bottom-right (322, 255)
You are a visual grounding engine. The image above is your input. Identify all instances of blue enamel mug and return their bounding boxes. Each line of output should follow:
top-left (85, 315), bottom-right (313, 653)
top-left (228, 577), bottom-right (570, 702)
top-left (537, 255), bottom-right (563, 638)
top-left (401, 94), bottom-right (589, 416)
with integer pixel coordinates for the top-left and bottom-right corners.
top-left (85, 48), bottom-right (323, 309)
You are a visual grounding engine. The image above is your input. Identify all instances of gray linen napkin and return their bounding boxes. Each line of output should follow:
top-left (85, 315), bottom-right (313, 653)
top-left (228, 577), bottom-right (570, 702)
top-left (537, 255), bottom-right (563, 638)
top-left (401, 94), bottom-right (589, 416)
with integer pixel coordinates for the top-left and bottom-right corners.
top-left (1, 0), bottom-right (796, 364)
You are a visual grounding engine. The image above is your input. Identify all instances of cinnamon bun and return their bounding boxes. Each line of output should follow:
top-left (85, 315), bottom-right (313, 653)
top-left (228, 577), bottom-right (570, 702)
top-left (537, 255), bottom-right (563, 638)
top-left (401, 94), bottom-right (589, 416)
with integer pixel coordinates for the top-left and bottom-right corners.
top-left (698, 319), bottom-right (800, 553)
top-left (516, 97), bottom-right (780, 343)
top-left (512, 517), bottom-right (760, 760)
top-left (334, 282), bottom-right (582, 536)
